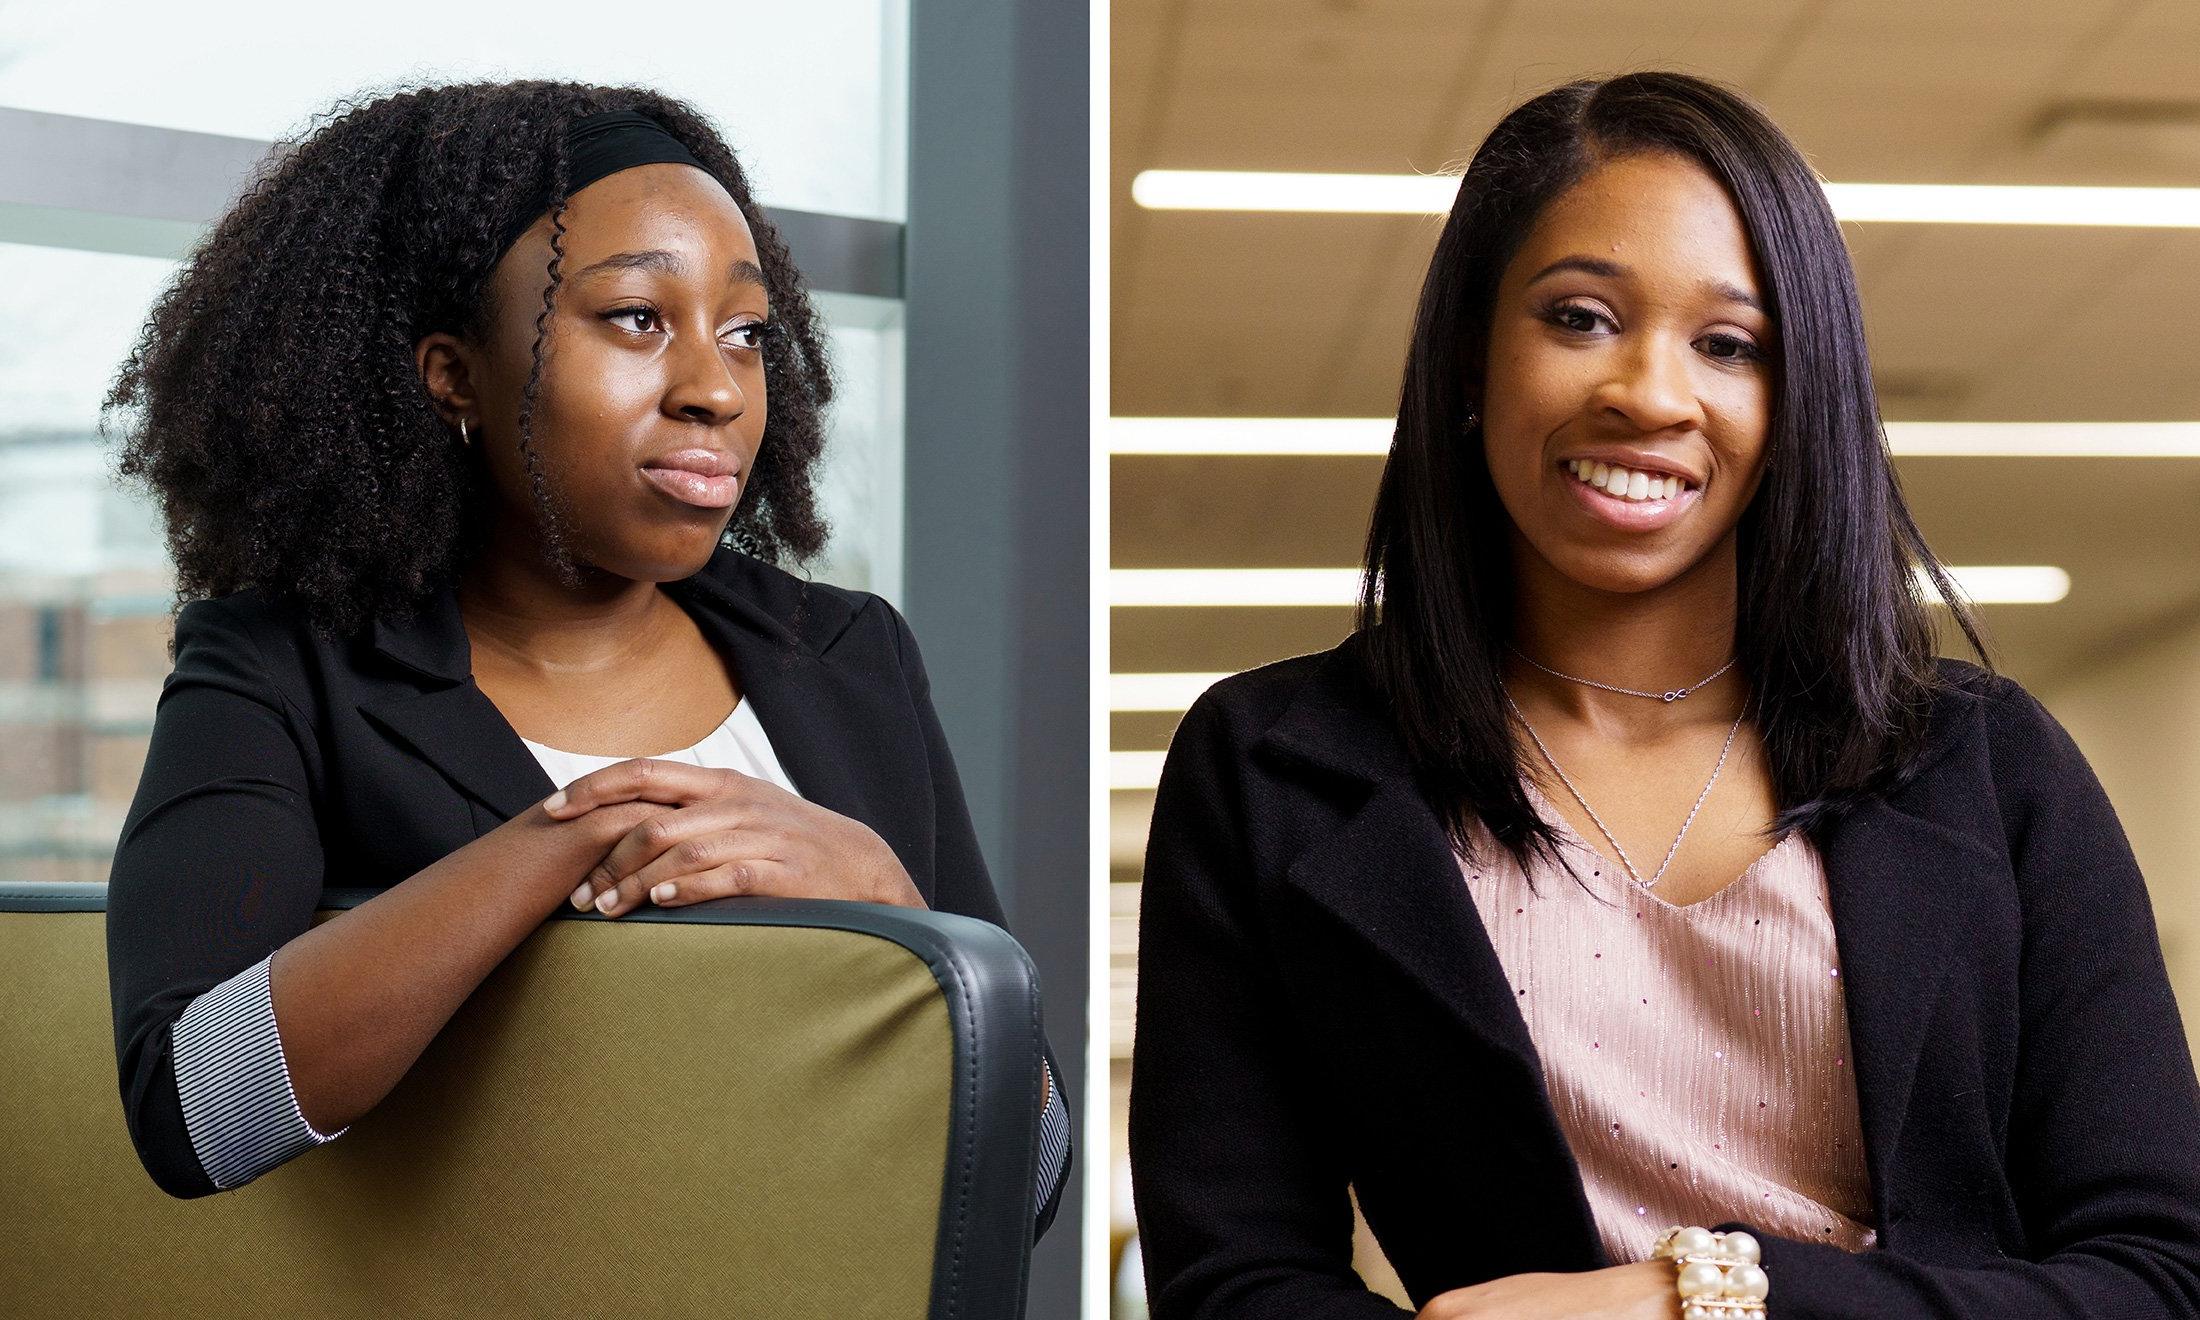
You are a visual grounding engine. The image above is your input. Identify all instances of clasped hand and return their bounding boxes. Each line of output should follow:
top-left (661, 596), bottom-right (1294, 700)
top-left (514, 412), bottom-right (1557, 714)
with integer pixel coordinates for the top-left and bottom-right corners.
top-left (544, 758), bottom-right (926, 916)
top-left (1415, 1260), bottom-right (1675, 1319)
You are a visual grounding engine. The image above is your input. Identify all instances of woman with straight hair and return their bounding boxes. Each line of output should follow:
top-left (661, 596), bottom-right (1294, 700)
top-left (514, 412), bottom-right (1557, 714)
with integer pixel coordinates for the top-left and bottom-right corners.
top-left (102, 78), bottom-right (1068, 1240)
top-left (1130, 70), bottom-right (2200, 1318)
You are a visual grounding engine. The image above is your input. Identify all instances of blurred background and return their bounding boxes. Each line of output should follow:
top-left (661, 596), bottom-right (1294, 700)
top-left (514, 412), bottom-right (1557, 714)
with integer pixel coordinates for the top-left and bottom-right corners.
top-left (0, 1), bottom-right (1087, 1311)
top-left (1107, 1), bottom-right (2200, 1312)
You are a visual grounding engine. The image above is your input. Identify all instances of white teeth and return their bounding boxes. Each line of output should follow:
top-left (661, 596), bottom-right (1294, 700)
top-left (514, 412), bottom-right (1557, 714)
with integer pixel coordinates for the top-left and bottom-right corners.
top-left (1566, 459), bottom-right (1690, 504)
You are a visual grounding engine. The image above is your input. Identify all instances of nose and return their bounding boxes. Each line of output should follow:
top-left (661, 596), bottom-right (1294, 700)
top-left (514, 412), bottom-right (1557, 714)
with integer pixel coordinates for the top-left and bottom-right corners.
top-left (1593, 329), bottom-right (1702, 435)
top-left (663, 319), bottom-right (749, 426)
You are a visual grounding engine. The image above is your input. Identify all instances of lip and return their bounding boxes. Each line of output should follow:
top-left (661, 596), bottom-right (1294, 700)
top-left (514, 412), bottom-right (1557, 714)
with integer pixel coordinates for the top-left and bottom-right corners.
top-left (1554, 446), bottom-right (1702, 487)
top-left (642, 448), bottom-right (739, 478)
top-left (1559, 461), bottom-right (1703, 532)
top-left (641, 466), bottom-right (740, 509)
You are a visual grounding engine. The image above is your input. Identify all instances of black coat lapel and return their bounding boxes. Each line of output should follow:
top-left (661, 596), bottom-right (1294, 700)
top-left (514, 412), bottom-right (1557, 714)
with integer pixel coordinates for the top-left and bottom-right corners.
top-left (356, 584), bottom-right (560, 826)
top-left (1813, 774), bottom-right (2005, 1230)
top-left (1260, 645), bottom-right (1545, 1083)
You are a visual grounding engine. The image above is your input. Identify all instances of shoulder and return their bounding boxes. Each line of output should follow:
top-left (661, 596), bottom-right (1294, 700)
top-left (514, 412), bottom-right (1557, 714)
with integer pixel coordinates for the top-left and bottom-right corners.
top-left (1925, 655), bottom-right (2072, 768)
top-left (173, 584), bottom-right (290, 639)
top-left (699, 545), bottom-right (872, 626)
top-left (1161, 638), bottom-right (1377, 797)
top-left (1920, 655), bottom-right (2117, 847)
top-left (167, 587), bottom-right (309, 686)
top-left (1200, 647), bottom-right (1338, 709)
top-left (1180, 643), bottom-right (1349, 742)
top-left (687, 546), bottom-right (945, 692)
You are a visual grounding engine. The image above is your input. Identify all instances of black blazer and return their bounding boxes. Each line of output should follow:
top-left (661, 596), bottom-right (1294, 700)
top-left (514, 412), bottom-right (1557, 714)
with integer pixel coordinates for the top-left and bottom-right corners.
top-left (106, 543), bottom-right (1069, 1237)
top-left (1129, 631), bottom-right (2200, 1318)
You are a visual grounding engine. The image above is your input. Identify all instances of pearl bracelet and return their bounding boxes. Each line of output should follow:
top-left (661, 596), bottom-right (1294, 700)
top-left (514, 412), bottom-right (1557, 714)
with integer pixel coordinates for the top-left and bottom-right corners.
top-left (1650, 1225), bottom-right (1770, 1318)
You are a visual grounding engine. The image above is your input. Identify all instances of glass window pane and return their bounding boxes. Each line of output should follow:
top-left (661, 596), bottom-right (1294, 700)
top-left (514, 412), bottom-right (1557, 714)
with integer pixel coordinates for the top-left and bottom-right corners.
top-left (0, 0), bottom-right (909, 221)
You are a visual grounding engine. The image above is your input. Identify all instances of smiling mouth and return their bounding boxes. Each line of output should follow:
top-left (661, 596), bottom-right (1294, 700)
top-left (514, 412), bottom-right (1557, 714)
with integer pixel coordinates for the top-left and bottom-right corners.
top-left (1559, 458), bottom-right (1697, 504)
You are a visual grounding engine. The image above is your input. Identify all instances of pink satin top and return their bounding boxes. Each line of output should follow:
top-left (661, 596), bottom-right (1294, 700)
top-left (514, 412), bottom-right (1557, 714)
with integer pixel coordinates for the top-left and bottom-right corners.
top-left (1456, 774), bottom-right (1881, 1264)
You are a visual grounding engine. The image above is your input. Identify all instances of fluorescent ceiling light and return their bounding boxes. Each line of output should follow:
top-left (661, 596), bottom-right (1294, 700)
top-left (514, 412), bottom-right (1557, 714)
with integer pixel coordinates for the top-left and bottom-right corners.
top-left (1111, 418), bottom-right (2200, 459)
top-left (1113, 417), bottom-right (1393, 455)
top-left (1130, 170), bottom-right (2200, 227)
top-left (1111, 565), bottom-right (2065, 609)
top-left (1112, 671), bottom-right (1233, 711)
top-left (1133, 169), bottom-right (1457, 214)
top-left (1825, 182), bottom-right (2200, 227)
top-left (1941, 565), bottom-right (2069, 604)
top-left (1112, 568), bottom-right (1365, 607)
top-left (1112, 751), bottom-right (1168, 792)
top-left (1879, 422), bottom-right (2200, 457)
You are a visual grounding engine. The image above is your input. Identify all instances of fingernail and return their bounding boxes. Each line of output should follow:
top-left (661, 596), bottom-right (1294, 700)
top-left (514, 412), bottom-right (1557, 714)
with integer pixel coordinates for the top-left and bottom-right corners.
top-left (594, 888), bottom-right (618, 914)
top-left (569, 883), bottom-right (593, 911)
top-left (651, 882), bottom-right (677, 904)
top-left (544, 790), bottom-right (567, 812)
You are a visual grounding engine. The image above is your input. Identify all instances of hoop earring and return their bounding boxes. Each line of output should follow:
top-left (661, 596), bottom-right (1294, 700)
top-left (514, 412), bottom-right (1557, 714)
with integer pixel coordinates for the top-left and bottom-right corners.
top-left (458, 417), bottom-right (472, 447)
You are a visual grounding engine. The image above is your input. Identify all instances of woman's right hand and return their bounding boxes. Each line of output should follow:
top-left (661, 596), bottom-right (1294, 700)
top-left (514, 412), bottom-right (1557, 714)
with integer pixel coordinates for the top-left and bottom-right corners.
top-left (1413, 1261), bottom-right (1675, 1319)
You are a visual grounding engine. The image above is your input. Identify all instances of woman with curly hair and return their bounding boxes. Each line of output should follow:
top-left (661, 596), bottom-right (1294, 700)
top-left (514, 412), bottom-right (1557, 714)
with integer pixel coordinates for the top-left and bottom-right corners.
top-left (101, 79), bottom-right (1069, 1240)
top-left (1128, 71), bottom-right (2200, 1317)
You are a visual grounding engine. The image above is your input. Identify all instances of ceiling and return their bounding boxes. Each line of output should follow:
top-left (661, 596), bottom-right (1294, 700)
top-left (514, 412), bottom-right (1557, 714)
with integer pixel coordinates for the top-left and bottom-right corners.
top-left (1110, 1), bottom-right (2200, 882)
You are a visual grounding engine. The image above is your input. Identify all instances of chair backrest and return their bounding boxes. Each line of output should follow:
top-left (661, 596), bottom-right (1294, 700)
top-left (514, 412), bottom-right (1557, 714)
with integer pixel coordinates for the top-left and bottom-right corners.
top-left (0, 883), bottom-right (1045, 1319)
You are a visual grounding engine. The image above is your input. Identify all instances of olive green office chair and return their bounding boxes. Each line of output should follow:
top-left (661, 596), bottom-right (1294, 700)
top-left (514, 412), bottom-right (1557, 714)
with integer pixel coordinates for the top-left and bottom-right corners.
top-left (0, 883), bottom-right (1047, 1319)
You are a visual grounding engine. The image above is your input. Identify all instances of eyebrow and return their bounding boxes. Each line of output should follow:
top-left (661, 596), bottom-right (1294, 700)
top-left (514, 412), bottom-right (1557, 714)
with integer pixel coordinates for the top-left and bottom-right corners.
top-left (1524, 254), bottom-right (1761, 313)
top-left (572, 249), bottom-right (767, 288)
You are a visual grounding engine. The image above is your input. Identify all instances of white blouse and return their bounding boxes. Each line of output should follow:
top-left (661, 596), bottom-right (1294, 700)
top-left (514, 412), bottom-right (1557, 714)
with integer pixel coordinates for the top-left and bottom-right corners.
top-left (516, 697), bottom-right (796, 793)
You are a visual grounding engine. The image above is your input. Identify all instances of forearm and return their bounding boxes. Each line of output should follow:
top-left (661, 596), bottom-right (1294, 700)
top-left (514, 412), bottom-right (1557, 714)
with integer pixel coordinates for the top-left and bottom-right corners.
top-left (270, 821), bottom-right (577, 1134)
top-left (1713, 1218), bottom-right (2200, 1319)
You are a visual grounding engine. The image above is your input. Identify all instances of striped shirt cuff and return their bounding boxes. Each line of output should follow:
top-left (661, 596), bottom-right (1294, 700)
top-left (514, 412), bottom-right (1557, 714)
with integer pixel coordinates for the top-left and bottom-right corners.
top-left (1035, 1057), bottom-right (1070, 1216)
top-left (170, 953), bottom-right (347, 1190)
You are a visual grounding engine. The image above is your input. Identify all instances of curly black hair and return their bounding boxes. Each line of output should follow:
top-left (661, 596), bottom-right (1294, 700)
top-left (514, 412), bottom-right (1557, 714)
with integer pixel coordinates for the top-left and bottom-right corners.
top-left (104, 79), bottom-right (835, 650)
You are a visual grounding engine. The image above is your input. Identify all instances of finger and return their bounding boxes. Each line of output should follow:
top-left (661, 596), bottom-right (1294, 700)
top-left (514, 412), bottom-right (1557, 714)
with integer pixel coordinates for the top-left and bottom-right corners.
top-left (647, 857), bottom-right (796, 908)
top-left (608, 832), bottom-right (712, 915)
top-left (629, 833), bottom-right (783, 912)
top-left (542, 758), bottom-right (738, 819)
top-left (622, 828), bottom-right (748, 907)
top-left (585, 814), bottom-right (688, 918)
top-left (589, 804), bottom-right (761, 915)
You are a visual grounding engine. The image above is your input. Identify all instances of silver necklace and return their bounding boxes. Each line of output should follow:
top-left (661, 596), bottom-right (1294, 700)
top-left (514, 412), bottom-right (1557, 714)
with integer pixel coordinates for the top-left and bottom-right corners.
top-left (1506, 642), bottom-right (1737, 702)
top-left (1504, 686), bottom-right (1742, 893)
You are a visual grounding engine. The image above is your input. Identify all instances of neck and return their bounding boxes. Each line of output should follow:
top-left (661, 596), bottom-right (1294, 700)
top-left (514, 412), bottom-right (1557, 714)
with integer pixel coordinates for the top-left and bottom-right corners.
top-left (1502, 525), bottom-right (1748, 740)
top-left (455, 536), bottom-right (674, 680)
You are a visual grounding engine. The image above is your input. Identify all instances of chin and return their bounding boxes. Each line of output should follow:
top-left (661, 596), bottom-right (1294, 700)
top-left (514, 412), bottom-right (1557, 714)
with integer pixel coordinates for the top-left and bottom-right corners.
top-left (1553, 549), bottom-right (1690, 597)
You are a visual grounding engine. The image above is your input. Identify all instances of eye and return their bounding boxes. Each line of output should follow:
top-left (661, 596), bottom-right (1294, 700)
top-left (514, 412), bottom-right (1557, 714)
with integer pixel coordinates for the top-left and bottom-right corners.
top-left (1700, 332), bottom-right (1764, 364)
top-left (725, 319), bottom-right (778, 351)
top-left (1542, 300), bottom-right (1610, 335)
top-left (603, 305), bottom-right (661, 334)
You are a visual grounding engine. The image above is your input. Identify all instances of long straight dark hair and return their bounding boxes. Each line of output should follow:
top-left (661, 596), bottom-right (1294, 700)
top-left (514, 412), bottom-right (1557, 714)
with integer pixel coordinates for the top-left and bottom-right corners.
top-left (1357, 70), bottom-right (1995, 889)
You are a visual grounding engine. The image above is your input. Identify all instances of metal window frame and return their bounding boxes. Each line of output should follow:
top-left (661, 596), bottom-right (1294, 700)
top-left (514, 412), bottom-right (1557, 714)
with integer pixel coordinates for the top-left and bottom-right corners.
top-left (905, 2), bottom-right (1092, 1313)
top-left (0, 105), bottom-right (902, 296)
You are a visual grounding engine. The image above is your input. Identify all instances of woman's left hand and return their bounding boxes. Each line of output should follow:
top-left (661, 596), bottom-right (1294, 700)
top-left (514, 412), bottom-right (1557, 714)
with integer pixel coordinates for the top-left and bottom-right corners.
top-left (1415, 1260), bottom-right (1674, 1319)
top-left (544, 758), bottom-right (927, 916)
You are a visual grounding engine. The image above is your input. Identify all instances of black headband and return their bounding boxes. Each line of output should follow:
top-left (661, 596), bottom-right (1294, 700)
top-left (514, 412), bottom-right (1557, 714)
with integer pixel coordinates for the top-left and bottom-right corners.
top-left (493, 108), bottom-right (714, 263)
